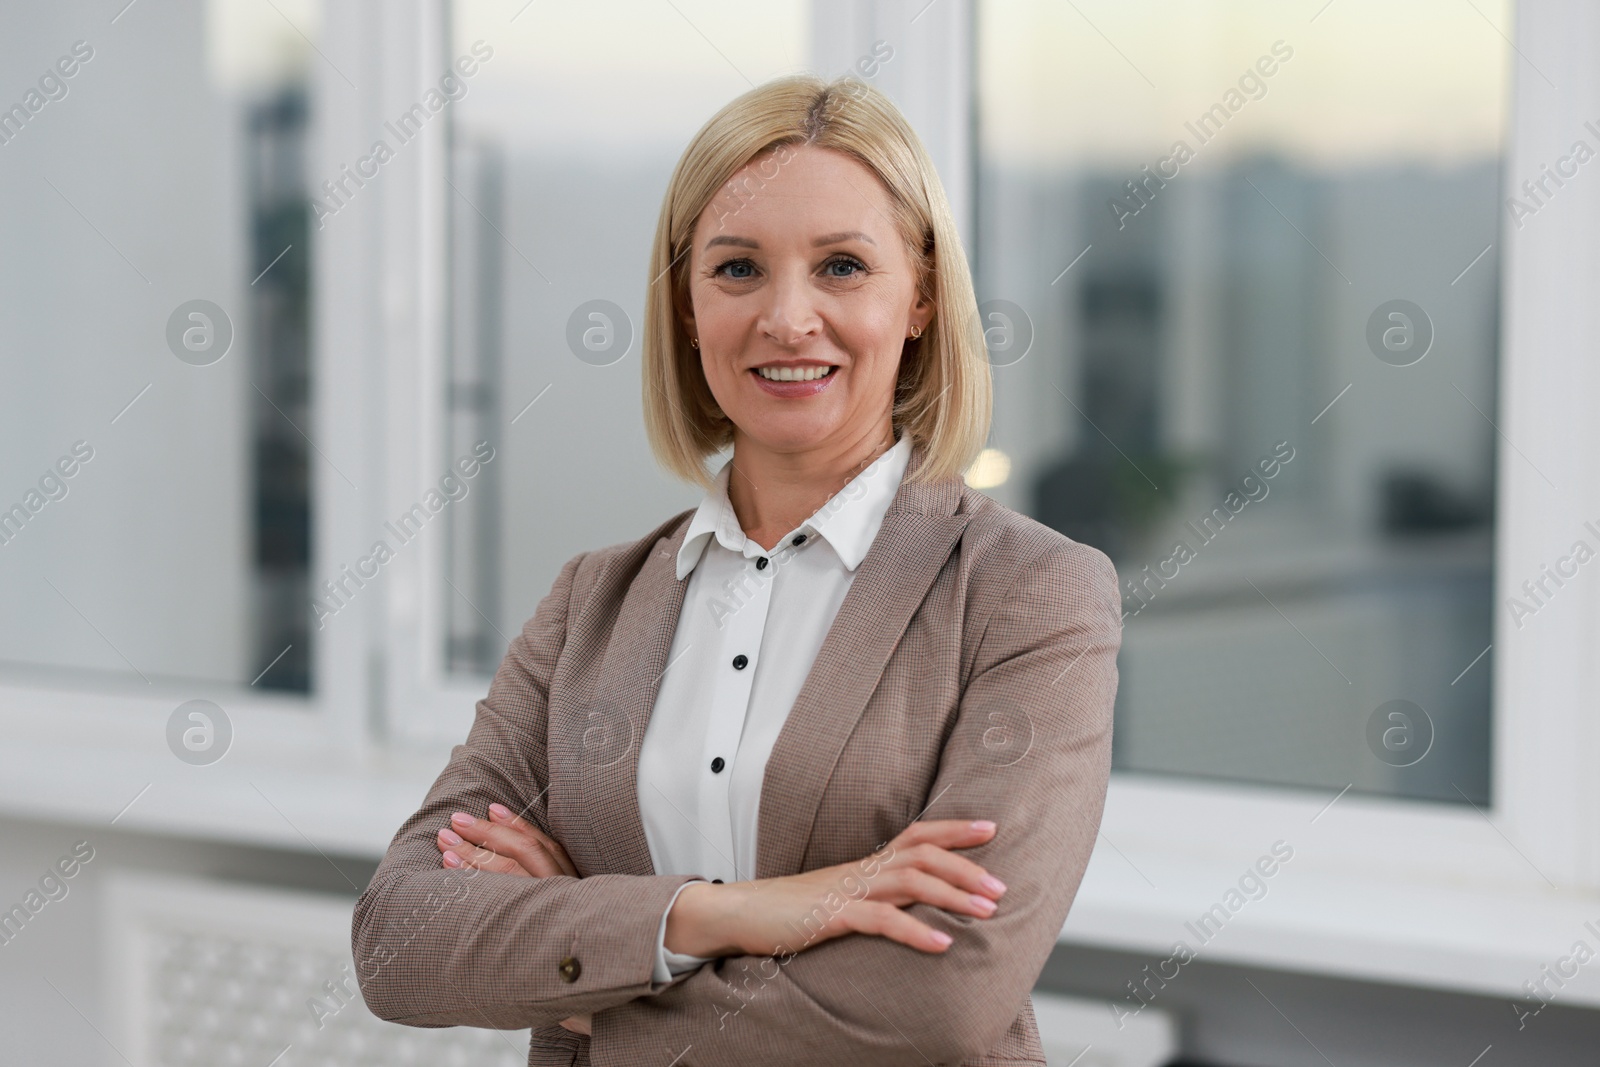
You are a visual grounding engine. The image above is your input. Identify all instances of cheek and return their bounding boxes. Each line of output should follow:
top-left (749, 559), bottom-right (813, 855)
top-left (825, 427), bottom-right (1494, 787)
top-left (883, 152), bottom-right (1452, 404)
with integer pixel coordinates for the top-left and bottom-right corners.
top-left (837, 304), bottom-right (907, 374)
top-left (838, 299), bottom-right (902, 356)
top-left (694, 286), bottom-right (751, 344)
top-left (700, 351), bottom-right (735, 393)
top-left (689, 292), bottom-right (736, 365)
top-left (697, 349), bottom-right (750, 412)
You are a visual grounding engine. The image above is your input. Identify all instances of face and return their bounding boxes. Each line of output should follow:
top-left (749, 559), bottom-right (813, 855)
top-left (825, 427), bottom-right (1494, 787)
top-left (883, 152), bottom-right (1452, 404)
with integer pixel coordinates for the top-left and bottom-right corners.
top-left (680, 143), bottom-right (933, 457)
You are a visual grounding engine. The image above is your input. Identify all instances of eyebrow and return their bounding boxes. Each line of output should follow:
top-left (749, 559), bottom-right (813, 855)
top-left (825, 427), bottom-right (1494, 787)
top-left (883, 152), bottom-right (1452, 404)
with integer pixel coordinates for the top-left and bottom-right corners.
top-left (703, 230), bottom-right (877, 252)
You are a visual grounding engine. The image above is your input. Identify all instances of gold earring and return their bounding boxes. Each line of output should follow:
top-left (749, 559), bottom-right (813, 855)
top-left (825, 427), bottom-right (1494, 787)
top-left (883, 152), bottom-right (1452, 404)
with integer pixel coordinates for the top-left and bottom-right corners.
top-left (690, 337), bottom-right (699, 349)
top-left (909, 325), bottom-right (922, 339)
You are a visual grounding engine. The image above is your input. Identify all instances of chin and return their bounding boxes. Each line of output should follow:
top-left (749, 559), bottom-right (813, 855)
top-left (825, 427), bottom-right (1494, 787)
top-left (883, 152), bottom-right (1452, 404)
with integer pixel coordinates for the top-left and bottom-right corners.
top-left (734, 412), bottom-right (842, 452)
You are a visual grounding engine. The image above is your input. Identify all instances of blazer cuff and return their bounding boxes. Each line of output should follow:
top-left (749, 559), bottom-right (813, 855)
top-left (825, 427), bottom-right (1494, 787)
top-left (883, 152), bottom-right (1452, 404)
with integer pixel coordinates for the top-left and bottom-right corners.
top-left (651, 879), bottom-right (715, 987)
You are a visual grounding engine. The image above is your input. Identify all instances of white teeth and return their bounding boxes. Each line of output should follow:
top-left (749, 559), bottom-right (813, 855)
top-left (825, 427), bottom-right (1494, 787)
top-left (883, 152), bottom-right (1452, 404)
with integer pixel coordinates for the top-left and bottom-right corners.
top-left (756, 365), bottom-right (833, 382)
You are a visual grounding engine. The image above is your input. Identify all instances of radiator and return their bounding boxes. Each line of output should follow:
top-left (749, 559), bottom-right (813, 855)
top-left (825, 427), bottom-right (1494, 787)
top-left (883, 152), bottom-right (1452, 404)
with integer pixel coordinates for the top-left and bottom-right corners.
top-left (103, 870), bottom-right (528, 1067)
top-left (103, 870), bottom-right (1178, 1066)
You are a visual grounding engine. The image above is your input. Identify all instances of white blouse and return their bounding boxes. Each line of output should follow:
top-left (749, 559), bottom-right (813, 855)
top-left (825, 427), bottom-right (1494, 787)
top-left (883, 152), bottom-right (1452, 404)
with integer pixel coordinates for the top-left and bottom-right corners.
top-left (636, 433), bottom-right (913, 983)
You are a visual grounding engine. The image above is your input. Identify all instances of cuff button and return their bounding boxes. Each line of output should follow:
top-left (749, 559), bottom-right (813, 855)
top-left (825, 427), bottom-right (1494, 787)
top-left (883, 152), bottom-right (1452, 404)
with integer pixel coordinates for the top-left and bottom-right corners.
top-left (558, 956), bottom-right (582, 983)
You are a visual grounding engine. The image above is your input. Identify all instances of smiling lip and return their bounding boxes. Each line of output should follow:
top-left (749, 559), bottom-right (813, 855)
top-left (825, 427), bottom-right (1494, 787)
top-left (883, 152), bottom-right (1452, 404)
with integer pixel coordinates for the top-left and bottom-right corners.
top-left (749, 362), bottom-right (837, 398)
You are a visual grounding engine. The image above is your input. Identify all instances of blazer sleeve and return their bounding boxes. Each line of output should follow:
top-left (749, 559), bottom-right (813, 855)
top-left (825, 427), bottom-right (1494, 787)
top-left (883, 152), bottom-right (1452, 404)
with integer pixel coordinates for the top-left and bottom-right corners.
top-left (585, 541), bottom-right (1122, 1066)
top-left (351, 550), bottom-right (704, 1030)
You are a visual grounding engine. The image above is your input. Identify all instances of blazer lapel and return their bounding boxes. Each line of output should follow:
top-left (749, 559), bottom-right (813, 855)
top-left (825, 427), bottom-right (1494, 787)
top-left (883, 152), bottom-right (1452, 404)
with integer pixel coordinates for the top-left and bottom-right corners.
top-left (577, 514), bottom-right (693, 878)
top-left (580, 446), bottom-right (968, 882)
top-left (755, 446), bottom-right (969, 879)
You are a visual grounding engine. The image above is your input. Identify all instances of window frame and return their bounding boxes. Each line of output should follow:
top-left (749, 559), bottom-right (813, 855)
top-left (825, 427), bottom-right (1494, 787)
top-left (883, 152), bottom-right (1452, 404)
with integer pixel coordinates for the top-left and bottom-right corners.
top-left (368, 0), bottom-right (1600, 919)
top-left (0, 0), bottom-right (375, 777)
top-left (0, 0), bottom-right (1594, 1004)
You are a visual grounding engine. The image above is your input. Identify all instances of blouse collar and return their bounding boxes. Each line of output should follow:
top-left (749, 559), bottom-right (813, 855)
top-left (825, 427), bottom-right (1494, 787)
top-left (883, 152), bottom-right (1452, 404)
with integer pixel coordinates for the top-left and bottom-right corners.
top-left (675, 433), bottom-right (914, 581)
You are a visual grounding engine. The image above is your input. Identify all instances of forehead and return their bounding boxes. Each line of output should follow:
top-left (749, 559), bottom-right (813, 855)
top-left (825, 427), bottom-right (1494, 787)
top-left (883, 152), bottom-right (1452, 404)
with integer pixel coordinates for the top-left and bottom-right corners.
top-left (693, 144), bottom-right (897, 246)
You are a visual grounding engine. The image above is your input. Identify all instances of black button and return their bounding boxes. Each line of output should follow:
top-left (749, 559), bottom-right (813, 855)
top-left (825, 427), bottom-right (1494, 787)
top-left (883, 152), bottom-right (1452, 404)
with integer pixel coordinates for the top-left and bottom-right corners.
top-left (558, 956), bottom-right (581, 983)
top-left (755, 557), bottom-right (769, 570)
top-left (712, 878), bottom-right (724, 883)
top-left (791, 533), bottom-right (807, 546)
top-left (732, 654), bottom-right (748, 670)
top-left (710, 757), bottom-right (725, 773)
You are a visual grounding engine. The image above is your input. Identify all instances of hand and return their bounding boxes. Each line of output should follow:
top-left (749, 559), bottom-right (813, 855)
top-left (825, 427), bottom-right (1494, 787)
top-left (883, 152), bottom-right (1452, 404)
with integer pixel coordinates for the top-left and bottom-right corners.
top-left (435, 803), bottom-right (578, 878)
top-left (559, 1014), bottom-right (593, 1036)
top-left (665, 819), bottom-right (1005, 959)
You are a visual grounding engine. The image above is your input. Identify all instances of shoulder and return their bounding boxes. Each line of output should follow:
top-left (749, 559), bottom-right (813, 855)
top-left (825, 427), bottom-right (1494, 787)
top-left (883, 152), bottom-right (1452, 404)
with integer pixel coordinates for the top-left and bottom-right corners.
top-left (512, 507), bottom-right (695, 668)
top-left (953, 485), bottom-right (1120, 614)
top-left (556, 506), bottom-right (697, 610)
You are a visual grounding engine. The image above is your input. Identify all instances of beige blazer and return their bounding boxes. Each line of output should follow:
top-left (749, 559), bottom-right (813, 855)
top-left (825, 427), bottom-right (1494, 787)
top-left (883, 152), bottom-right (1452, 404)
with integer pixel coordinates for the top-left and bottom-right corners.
top-left (353, 443), bottom-right (1122, 1066)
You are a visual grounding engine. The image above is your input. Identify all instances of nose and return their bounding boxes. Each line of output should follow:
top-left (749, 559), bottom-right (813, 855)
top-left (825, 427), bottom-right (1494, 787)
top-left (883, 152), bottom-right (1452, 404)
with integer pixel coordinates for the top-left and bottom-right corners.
top-left (756, 267), bottom-right (822, 347)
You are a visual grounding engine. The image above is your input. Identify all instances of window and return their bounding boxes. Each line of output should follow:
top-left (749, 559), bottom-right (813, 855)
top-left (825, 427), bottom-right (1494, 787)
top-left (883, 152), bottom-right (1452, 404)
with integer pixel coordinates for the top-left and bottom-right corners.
top-left (975, 0), bottom-right (1509, 803)
top-left (0, 0), bottom-right (320, 694)
top-left (2, 0), bottom-right (1595, 993)
top-left (436, 1), bottom-right (810, 675)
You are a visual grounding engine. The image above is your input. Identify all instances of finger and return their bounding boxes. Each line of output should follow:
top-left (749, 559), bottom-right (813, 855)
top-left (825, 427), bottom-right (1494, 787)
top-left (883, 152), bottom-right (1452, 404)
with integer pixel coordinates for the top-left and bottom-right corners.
top-left (437, 831), bottom-right (531, 876)
top-left (889, 819), bottom-right (997, 853)
top-left (875, 866), bottom-right (998, 919)
top-left (449, 812), bottom-right (566, 878)
top-left (879, 825), bottom-right (1005, 900)
top-left (487, 803), bottom-right (579, 877)
top-left (841, 900), bottom-right (954, 954)
top-left (437, 828), bottom-right (526, 875)
top-left (448, 819), bottom-right (560, 876)
top-left (480, 803), bottom-right (579, 876)
top-left (477, 812), bottom-right (575, 878)
top-left (886, 841), bottom-right (1006, 900)
top-left (443, 849), bottom-right (516, 874)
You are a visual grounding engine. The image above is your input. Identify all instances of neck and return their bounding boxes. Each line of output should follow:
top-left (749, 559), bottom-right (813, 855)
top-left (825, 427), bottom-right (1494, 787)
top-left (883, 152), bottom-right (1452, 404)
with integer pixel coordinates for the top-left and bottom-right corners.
top-left (725, 420), bottom-right (897, 553)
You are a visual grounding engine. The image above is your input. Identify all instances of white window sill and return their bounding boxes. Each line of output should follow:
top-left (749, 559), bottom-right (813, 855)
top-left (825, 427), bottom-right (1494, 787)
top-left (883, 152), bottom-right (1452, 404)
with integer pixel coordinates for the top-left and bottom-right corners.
top-left (1066, 777), bottom-right (1600, 1009)
top-left (0, 730), bottom-right (443, 860)
top-left (2, 724), bottom-right (1594, 1009)
top-left (1063, 845), bottom-right (1600, 1007)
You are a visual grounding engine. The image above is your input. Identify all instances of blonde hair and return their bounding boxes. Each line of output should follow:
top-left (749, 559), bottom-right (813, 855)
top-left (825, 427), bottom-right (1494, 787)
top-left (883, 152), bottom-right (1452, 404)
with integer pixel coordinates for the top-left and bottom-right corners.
top-left (641, 73), bottom-right (992, 488)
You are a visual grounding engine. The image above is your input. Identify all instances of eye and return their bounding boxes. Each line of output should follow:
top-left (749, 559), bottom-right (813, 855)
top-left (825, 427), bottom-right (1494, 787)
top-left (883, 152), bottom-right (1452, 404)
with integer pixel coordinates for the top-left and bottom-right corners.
top-left (711, 258), bottom-right (757, 280)
top-left (823, 255), bottom-right (866, 278)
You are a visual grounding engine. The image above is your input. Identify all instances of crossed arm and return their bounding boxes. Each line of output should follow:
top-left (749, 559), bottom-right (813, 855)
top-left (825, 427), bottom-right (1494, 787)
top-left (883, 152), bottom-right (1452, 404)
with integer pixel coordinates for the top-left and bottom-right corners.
top-left (351, 552), bottom-right (701, 1029)
top-left (353, 542), bottom-right (1120, 1064)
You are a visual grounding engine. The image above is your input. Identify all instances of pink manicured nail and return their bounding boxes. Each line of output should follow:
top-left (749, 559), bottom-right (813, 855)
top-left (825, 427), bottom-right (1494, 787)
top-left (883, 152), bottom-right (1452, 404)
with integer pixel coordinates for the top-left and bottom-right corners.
top-left (929, 930), bottom-right (953, 948)
top-left (442, 851), bottom-right (463, 868)
top-left (970, 820), bottom-right (996, 833)
top-left (439, 829), bottom-right (463, 846)
top-left (489, 803), bottom-right (512, 820)
top-left (970, 894), bottom-right (997, 916)
top-left (981, 875), bottom-right (1006, 895)
top-left (451, 812), bottom-right (475, 828)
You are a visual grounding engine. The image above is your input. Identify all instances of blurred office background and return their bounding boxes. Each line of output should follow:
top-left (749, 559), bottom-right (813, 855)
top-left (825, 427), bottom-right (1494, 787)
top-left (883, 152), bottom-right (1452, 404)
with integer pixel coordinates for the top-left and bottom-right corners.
top-left (2, 1), bottom-right (1598, 1064)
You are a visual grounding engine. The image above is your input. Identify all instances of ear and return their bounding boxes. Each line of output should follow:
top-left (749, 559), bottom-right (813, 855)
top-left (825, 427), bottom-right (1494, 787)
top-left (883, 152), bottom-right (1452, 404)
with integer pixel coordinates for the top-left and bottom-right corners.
top-left (908, 292), bottom-right (935, 337)
top-left (673, 287), bottom-right (697, 344)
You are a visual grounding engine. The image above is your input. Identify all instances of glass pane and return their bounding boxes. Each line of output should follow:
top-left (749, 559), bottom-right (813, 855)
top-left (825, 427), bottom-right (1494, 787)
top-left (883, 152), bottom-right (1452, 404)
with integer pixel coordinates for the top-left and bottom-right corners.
top-left (975, 0), bottom-right (1507, 803)
top-left (444, 1), bottom-right (809, 674)
top-left (0, 1), bottom-right (320, 692)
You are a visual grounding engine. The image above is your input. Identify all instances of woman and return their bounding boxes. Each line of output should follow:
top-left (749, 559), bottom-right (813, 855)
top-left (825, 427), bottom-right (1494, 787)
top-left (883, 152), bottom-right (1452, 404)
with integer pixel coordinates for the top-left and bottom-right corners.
top-left (352, 72), bottom-right (1121, 1066)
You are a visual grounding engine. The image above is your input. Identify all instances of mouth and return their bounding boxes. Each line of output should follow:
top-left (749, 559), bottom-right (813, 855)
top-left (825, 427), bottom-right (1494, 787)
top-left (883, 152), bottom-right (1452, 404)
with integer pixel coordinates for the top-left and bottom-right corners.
top-left (749, 362), bottom-right (839, 398)
top-left (754, 364), bottom-right (836, 382)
